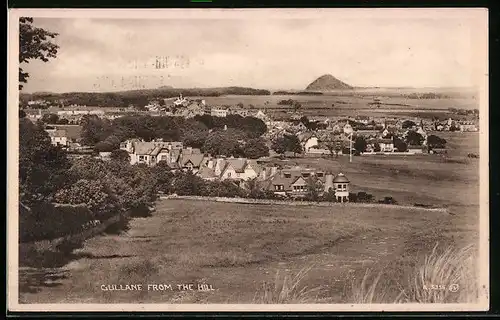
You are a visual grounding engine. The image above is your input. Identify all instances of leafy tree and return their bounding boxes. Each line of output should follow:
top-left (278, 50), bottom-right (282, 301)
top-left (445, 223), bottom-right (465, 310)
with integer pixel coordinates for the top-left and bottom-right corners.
top-left (353, 136), bottom-right (367, 153)
top-left (402, 120), bottom-right (417, 129)
top-left (19, 17), bottom-right (59, 90)
top-left (41, 113), bottom-right (59, 124)
top-left (271, 134), bottom-right (302, 157)
top-left (19, 109), bottom-right (26, 118)
top-left (182, 130), bottom-right (208, 149)
top-left (373, 142), bottom-right (381, 152)
top-left (202, 130), bottom-right (243, 157)
top-left (243, 138), bottom-right (269, 159)
top-left (110, 149), bottom-right (130, 163)
top-left (19, 119), bottom-right (71, 205)
top-left (305, 177), bottom-right (321, 201)
top-left (405, 130), bottom-right (424, 146)
top-left (393, 137), bottom-right (408, 152)
top-left (427, 134), bottom-right (447, 149)
top-left (54, 179), bottom-right (120, 219)
top-left (81, 115), bottom-right (113, 145)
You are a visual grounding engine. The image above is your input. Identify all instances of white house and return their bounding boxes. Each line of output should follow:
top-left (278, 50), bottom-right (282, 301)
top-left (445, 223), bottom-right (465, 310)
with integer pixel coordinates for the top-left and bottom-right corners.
top-left (378, 138), bottom-right (394, 152)
top-left (333, 173), bottom-right (350, 203)
top-left (211, 107), bottom-right (229, 117)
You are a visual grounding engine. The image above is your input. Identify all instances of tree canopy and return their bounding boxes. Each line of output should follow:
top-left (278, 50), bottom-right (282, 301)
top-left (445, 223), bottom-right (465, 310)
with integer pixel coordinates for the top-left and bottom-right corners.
top-left (19, 17), bottom-right (59, 90)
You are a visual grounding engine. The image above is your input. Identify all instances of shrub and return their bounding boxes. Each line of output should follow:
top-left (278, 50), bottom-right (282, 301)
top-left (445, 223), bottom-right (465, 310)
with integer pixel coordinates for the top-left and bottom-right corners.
top-left (357, 192), bottom-right (373, 203)
top-left (349, 192), bottom-right (358, 203)
top-left (379, 196), bottom-right (397, 205)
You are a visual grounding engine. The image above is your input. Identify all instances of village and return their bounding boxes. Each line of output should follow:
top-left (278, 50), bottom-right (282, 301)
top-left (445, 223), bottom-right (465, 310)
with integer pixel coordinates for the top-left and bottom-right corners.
top-left (21, 92), bottom-right (480, 203)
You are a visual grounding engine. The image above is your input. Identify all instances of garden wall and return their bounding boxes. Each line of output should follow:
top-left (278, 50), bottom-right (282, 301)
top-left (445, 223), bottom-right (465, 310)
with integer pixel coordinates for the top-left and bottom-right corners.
top-left (160, 195), bottom-right (448, 212)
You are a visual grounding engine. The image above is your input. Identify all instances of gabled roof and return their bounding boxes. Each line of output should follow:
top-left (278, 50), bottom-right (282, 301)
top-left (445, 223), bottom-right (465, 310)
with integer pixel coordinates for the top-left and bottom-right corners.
top-left (181, 154), bottom-right (205, 167)
top-left (224, 158), bottom-right (247, 173)
top-left (297, 131), bottom-right (316, 142)
top-left (49, 125), bottom-right (82, 140)
top-left (48, 129), bottom-right (67, 138)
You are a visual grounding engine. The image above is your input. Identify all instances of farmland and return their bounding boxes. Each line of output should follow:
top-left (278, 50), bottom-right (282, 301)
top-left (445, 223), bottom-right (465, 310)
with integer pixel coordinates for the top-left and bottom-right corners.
top-left (199, 92), bottom-right (478, 120)
top-left (18, 132), bottom-right (480, 304)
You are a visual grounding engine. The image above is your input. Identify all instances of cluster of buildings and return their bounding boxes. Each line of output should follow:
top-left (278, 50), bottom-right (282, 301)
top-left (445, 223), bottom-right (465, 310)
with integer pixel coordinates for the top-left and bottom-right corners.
top-left (118, 138), bottom-right (352, 201)
top-left (45, 125), bottom-right (83, 148)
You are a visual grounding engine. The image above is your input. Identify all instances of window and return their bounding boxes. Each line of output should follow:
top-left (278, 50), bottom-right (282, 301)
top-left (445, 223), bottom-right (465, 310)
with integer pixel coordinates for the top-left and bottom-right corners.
top-left (138, 155), bottom-right (145, 161)
top-left (228, 172), bottom-right (232, 177)
top-left (317, 172), bottom-right (324, 177)
top-left (302, 173), bottom-right (310, 178)
top-left (337, 184), bottom-right (343, 190)
top-left (284, 173), bottom-right (291, 178)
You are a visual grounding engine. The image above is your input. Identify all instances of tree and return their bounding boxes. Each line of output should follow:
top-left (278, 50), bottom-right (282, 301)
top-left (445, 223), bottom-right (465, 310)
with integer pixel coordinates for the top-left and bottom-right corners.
top-left (202, 130), bottom-right (243, 157)
top-left (41, 113), bottom-right (59, 124)
top-left (305, 177), bottom-right (321, 202)
top-left (19, 17), bottom-right (59, 90)
top-left (110, 149), bottom-right (130, 163)
top-left (402, 120), bottom-right (417, 129)
top-left (243, 138), bottom-right (269, 159)
top-left (19, 119), bottom-right (71, 205)
top-left (393, 137), bottom-right (408, 152)
top-left (427, 134), bottom-right (447, 149)
top-left (182, 130), bottom-right (208, 149)
top-left (405, 130), bottom-right (424, 146)
top-left (353, 136), bottom-right (367, 154)
top-left (373, 142), bottom-right (381, 152)
top-left (272, 134), bottom-right (302, 157)
top-left (19, 109), bottom-right (26, 118)
top-left (54, 179), bottom-right (120, 219)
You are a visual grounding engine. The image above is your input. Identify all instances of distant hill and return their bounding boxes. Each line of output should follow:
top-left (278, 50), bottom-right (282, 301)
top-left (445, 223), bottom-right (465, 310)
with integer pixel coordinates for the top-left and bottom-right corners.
top-left (157, 85), bottom-right (174, 90)
top-left (305, 74), bottom-right (353, 91)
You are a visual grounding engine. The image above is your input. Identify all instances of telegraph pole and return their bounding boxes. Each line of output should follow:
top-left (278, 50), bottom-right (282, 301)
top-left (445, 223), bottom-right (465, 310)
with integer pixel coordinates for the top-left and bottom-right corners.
top-left (349, 132), bottom-right (353, 163)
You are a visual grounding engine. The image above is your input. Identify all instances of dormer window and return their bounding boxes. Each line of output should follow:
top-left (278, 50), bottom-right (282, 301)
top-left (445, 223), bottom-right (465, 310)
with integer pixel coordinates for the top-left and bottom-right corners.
top-left (284, 173), bottom-right (291, 178)
top-left (302, 173), bottom-right (311, 178)
top-left (317, 172), bottom-right (324, 177)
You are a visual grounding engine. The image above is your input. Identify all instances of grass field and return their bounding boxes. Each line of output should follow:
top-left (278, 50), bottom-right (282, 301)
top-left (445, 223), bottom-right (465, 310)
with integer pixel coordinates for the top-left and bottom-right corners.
top-left (199, 93), bottom-right (478, 119)
top-left (18, 133), bottom-right (480, 304)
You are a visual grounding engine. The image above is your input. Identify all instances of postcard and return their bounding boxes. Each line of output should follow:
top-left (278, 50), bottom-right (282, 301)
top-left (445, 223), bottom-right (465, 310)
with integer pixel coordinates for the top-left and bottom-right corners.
top-left (7, 8), bottom-right (489, 312)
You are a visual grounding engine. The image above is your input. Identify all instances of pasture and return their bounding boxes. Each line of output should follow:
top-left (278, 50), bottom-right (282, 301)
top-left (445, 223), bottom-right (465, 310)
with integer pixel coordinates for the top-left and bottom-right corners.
top-left (18, 133), bottom-right (480, 304)
top-left (199, 92), bottom-right (478, 119)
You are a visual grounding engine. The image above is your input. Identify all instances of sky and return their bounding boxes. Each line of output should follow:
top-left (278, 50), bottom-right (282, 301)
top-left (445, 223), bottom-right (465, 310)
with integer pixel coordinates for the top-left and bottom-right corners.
top-left (17, 9), bottom-right (487, 93)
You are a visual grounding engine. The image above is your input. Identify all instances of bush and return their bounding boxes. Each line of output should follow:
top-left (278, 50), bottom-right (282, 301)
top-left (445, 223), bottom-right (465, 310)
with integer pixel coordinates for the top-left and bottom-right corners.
top-left (357, 192), bottom-right (374, 203)
top-left (19, 202), bottom-right (95, 242)
top-left (379, 196), bottom-right (397, 205)
top-left (349, 192), bottom-right (358, 203)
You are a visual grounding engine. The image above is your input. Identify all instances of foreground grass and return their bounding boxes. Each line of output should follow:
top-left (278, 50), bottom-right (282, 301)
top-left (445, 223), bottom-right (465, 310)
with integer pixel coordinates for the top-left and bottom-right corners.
top-left (349, 243), bottom-right (478, 304)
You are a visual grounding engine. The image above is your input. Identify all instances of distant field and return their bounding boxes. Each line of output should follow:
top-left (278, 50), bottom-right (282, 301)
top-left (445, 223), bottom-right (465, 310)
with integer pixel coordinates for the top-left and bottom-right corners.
top-left (199, 94), bottom-right (478, 119)
top-left (19, 133), bottom-right (481, 304)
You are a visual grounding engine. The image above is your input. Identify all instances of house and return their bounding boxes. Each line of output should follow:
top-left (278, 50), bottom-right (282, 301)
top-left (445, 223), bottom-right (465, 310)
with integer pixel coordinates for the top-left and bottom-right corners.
top-left (48, 125), bottom-right (83, 147)
top-left (173, 93), bottom-right (188, 106)
top-left (211, 107), bottom-right (229, 118)
top-left (218, 158), bottom-right (262, 183)
top-left (47, 129), bottom-right (68, 147)
top-left (264, 167), bottom-right (327, 197)
top-left (120, 139), bottom-right (187, 166)
top-left (459, 121), bottom-right (478, 132)
top-left (298, 132), bottom-right (319, 153)
top-left (332, 173), bottom-right (350, 203)
top-left (429, 148), bottom-right (447, 155)
top-left (378, 138), bottom-right (394, 152)
top-left (254, 110), bottom-right (270, 122)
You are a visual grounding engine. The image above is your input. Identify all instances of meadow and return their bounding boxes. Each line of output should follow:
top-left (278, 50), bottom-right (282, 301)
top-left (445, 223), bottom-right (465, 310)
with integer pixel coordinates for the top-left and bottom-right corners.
top-left (18, 132), bottom-right (480, 304)
top-left (199, 93), bottom-right (478, 120)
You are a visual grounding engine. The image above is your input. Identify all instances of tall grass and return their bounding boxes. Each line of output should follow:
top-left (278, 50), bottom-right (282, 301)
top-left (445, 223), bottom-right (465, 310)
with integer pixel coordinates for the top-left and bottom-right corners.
top-left (351, 243), bottom-right (479, 304)
top-left (253, 265), bottom-right (323, 304)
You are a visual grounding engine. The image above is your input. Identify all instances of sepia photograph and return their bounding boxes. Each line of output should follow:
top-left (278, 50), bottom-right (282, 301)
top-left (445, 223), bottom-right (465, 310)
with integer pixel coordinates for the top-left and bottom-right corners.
top-left (7, 8), bottom-right (489, 312)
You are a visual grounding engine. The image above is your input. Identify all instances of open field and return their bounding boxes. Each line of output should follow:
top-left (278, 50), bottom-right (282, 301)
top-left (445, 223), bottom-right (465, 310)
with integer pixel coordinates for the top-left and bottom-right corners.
top-left (199, 94), bottom-right (478, 119)
top-left (19, 199), bottom-right (477, 304)
top-left (18, 133), bottom-right (480, 304)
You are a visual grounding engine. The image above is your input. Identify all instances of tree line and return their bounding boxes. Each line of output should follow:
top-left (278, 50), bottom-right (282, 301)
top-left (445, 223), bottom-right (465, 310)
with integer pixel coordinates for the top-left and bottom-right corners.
top-left (79, 114), bottom-right (269, 159)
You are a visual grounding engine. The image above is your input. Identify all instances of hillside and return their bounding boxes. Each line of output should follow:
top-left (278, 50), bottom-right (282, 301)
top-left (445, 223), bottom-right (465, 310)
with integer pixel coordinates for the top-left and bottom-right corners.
top-left (305, 74), bottom-right (353, 91)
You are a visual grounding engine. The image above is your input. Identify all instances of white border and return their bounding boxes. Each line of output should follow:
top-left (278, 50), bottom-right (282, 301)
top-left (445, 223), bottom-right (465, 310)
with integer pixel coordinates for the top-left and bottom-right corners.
top-left (7, 8), bottom-right (489, 312)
